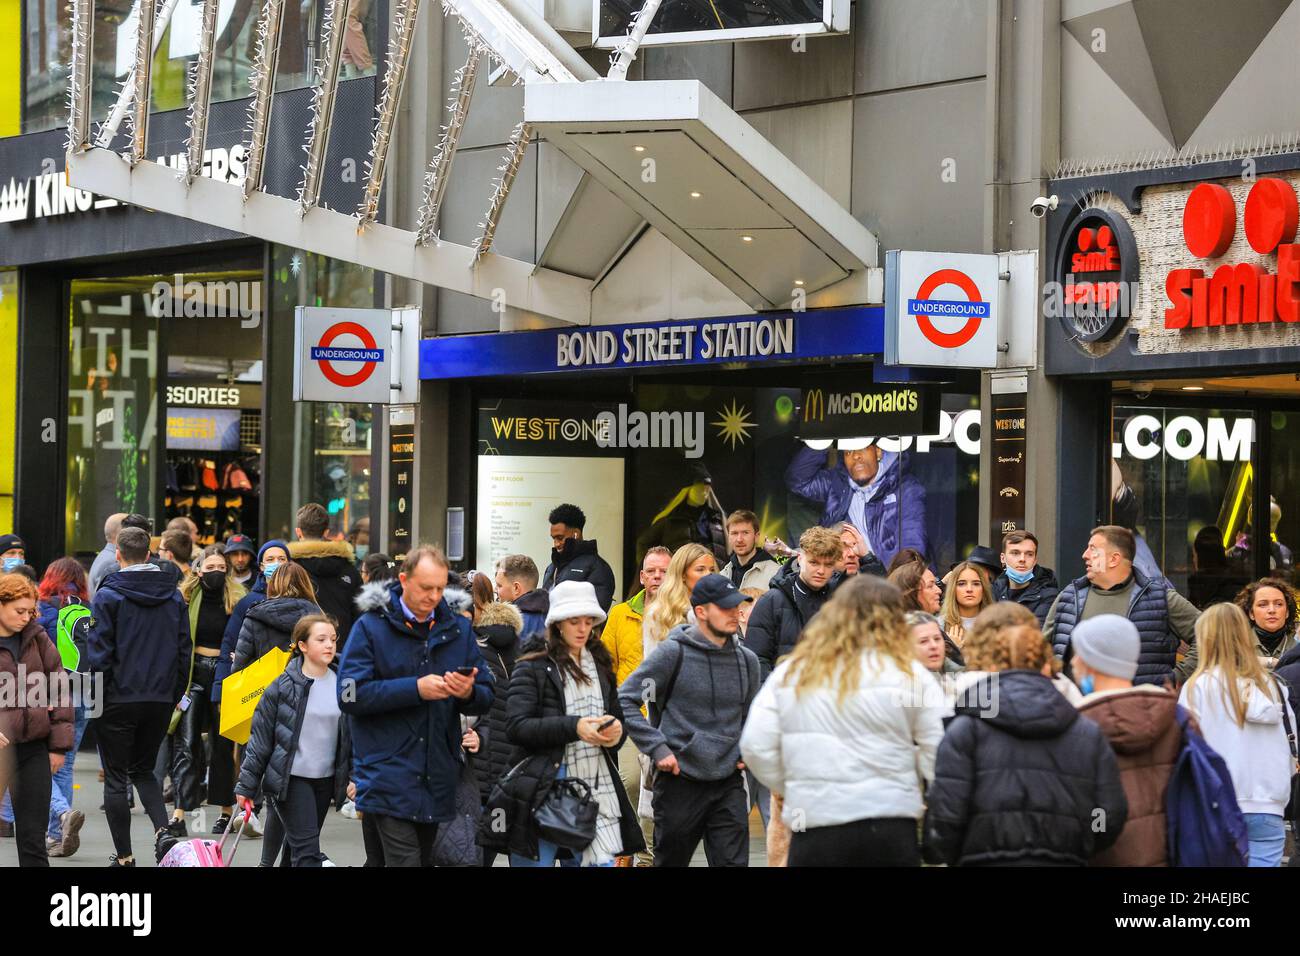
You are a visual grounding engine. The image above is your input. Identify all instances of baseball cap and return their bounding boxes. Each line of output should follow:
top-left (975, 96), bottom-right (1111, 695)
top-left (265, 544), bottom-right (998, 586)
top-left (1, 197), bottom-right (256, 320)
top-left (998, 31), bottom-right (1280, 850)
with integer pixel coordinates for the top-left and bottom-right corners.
top-left (0, 534), bottom-right (25, 555)
top-left (690, 573), bottom-right (753, 609)
top-left (223, 534), bottom-right (256, 556)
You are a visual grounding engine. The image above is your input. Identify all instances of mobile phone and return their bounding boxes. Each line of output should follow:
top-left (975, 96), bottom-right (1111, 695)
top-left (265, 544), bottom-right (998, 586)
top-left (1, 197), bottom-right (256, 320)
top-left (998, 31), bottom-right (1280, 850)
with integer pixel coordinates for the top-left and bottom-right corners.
top-left (455, 665), bottom-right (476, 676)
top-left (597, 717), bottom-right (616, 731)
top-left (178, 694), bottom-right (192, 712)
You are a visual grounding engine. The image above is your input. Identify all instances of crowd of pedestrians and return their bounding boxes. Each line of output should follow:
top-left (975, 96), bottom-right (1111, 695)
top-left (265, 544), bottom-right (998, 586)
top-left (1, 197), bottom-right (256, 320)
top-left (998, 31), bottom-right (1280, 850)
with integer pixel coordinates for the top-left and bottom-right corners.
top-left (0, 499), bottom-right (1297, 868)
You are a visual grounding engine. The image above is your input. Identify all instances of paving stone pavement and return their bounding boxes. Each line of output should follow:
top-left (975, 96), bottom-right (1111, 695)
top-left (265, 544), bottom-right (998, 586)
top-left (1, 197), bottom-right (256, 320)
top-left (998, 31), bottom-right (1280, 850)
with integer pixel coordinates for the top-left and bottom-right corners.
top-left (0, 749), bottom-right (769, 867)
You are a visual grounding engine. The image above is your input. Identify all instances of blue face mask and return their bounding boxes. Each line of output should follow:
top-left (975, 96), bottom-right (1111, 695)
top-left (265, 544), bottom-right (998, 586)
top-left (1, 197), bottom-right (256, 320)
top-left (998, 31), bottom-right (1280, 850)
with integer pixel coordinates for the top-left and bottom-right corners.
top-left (2, 556), bottom-right (22, 572)
top-left (1005, 566), bottom-right (1035, 586)
top-left (263, 561), bottom-right (281, 580)
top-left (1078, 674), bottom-right (1095, 696)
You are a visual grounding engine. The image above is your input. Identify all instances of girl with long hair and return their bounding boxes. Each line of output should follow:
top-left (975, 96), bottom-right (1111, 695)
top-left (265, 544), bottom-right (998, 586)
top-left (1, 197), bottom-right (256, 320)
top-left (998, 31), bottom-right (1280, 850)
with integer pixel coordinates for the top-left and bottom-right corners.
top-left (1179, 603), bottom-right (1297, 866)
top-left (742, 576), bottom-right (945, 866)
top-left (468, 571), bottom-right (496, 625)
top-left (172, 544), bottom-right (248, 835)
top-left (939, 561), bottom-right (992, 656)
top-left (889, 560), bottom-right (942, 616)
top-left (482, 580), bottom-right (643, 867)
top-left (642, 543), bottom-right (716, 659)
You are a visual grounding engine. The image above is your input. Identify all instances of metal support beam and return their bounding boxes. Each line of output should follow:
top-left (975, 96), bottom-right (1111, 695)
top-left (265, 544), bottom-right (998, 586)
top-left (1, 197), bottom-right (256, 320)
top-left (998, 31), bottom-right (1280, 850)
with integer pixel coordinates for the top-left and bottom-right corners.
top-left (184, 0), bottom-right (221, 184)
top-left (99, 0), bottom-right (180, 151)
top-left (127, 0), bottom-right (159, 163)
top-left (606, 0), bottom-right (663, 80)
top-left (475, 120), bottom-right (531, 259)
top-left (414, 47), bottom-right (480, 246)
top-left (67, 0), bottom-right (95, 153)
top-left (299, 0), bottom-right (349, 211)
top-left (243, 0), bottom-right (287, 198)
top-left (358, 0), bottom-right (424, 227)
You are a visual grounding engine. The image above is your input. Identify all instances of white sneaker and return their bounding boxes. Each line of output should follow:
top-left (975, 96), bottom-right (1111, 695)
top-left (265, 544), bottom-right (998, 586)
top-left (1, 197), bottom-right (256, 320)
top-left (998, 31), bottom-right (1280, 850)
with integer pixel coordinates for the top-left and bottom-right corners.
top-left (322, 855), bottom-right (337, 867)
top-left (233, 810), bottom-right (264, 839)
top-left (339, 800), bottom-right (358, 820)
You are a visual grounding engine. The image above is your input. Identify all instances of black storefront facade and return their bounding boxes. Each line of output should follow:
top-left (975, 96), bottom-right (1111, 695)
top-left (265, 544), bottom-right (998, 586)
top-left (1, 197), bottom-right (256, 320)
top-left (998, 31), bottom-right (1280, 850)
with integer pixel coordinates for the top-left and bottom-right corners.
top-left (3, 79), bottom-right (383, 569)
top-left (1046, 151), bottom-right (1300, 604)
top-left (420, 309), bottom-right (984, 602)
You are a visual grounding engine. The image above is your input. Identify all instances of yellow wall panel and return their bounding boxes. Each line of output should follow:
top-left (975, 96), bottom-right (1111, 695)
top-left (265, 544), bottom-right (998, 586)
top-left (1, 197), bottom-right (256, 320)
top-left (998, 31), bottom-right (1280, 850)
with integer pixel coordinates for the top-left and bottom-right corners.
top-left (0, 0), bottom-right (20, 136)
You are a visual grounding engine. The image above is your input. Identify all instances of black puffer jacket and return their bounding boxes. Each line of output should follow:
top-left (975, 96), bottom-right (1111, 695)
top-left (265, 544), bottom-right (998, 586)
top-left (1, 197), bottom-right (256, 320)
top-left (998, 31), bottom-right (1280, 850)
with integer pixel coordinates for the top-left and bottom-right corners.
top-left (232, 597), bottom-right (322, 671)
top-left (477, 649), bottom-right (645, 862)
top-left (923, 670), bottom-right (1128, 866)
top-left (288, 539), bottom-right (362, 644)
top-left (471, 601), bottom-right (523, 803)
top-left (542, 539), bottom-right (617, 612)
top-left (235, 656), bottom-right (353, 806)
top-left (743, 559), bottom-right (842, 680)
top-left (991, 565), bottom-right (1061, 627)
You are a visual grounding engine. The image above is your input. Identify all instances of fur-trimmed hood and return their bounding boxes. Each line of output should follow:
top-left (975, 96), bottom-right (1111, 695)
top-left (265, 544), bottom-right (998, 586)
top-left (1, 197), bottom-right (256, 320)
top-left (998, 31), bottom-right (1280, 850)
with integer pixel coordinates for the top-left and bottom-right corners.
top-left (355, 579), bottom-right (473, 617)
top-left (475, 600), bottom-right (523, 635)
top-left (289, 538), bottom-right (356, 562)
top-left (444, 587), bottom-right (472, 615)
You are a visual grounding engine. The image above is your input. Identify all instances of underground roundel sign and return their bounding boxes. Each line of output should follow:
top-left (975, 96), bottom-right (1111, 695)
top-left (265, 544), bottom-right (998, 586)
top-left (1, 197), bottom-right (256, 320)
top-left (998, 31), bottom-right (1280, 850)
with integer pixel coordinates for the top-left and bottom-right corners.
top-left (294, 307), bottom-right (392, 403)
top-left (885, 251), bottom-right (1001, 368)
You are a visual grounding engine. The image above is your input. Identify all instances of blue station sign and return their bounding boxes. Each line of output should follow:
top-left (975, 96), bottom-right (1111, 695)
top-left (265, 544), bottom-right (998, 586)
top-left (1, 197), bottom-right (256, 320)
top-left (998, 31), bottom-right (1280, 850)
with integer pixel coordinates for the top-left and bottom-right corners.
top-left (419, 306), bottom-right (884, 379)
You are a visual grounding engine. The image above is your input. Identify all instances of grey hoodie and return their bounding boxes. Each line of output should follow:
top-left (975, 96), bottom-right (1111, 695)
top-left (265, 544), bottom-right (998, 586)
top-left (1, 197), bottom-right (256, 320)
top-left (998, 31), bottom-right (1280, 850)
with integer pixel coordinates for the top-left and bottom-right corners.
top-left (618, 621), bottom-right (761, 782)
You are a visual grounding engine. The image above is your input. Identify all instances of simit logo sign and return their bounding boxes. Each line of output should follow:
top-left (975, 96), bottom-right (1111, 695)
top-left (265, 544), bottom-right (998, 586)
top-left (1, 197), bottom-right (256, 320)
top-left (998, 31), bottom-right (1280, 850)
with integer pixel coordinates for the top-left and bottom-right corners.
top-left (1050, 207), bottom-right (1138, 344)
top-left (1164, 178), bottom-right (1300, 330)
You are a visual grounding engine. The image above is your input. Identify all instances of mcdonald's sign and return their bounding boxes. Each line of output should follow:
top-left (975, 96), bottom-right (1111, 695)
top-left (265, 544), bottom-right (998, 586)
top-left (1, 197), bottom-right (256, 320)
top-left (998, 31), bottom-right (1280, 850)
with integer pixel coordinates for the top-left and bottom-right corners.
top-left (797, 380), bottom-right (939, 440)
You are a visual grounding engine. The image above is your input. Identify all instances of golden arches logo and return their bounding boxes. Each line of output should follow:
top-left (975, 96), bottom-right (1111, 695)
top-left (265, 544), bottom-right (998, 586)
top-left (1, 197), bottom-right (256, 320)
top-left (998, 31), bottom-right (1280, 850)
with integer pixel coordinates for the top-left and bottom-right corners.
top-left (803, 390), bottom-right (825, 423)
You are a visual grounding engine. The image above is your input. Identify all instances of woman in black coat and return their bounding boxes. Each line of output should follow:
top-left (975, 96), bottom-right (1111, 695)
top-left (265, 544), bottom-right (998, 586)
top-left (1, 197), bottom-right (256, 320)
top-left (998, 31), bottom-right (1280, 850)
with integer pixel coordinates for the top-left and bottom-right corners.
top-left (477, 581), bottom-right (645, 867)
top-left (232, 563), bottom-right (321, 671)
top-left (923, 605), bottom-right (1127, 866)
top-left (467, 600), bottom-right (522, 869)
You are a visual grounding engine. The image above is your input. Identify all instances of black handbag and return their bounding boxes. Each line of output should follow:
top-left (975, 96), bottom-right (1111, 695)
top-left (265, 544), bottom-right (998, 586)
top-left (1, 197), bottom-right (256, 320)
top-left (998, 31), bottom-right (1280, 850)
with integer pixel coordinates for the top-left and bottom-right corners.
top-left (1274, 676), bottom-right (1300, 825)
top-left (533, 776), bottom-right (598, 851)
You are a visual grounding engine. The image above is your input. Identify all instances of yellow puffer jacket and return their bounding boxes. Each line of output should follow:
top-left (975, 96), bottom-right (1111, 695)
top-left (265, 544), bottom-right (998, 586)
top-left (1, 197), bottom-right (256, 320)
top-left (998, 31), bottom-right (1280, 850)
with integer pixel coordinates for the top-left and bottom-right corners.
top-left (602, 590), bottom-right (646, 688)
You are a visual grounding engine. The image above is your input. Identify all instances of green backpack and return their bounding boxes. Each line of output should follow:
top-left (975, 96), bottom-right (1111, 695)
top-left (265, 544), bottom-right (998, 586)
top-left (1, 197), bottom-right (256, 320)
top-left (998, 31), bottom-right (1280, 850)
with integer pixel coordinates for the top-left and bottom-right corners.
top-left (56, 603), bottom-right (92, 673)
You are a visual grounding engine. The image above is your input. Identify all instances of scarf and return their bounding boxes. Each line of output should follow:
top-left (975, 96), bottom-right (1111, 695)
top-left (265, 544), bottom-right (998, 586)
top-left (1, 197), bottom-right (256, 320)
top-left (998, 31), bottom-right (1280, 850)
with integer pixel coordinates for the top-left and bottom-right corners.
top-left (1253, 623), bottom-right (1290, 656)
top-left (561, 648), bottom-right (624, 865)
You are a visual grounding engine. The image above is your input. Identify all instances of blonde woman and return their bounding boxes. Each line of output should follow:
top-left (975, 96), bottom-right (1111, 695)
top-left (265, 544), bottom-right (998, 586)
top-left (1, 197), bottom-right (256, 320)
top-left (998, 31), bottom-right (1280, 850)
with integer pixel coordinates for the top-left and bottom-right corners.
top-left (1179, 603), bottom-right (1297, 867)
top-left (939, 561), bottom-right (992, 657)
top-left (741, 576), bottom-right (945, 866)
top-left (642, 543), bottom-right (716, 661)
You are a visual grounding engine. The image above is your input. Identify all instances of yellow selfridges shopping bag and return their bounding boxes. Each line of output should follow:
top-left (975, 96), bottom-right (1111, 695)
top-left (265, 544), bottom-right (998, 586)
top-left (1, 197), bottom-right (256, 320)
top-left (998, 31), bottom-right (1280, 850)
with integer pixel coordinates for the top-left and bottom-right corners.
top-left (219, 647), bottom-right (290, 744)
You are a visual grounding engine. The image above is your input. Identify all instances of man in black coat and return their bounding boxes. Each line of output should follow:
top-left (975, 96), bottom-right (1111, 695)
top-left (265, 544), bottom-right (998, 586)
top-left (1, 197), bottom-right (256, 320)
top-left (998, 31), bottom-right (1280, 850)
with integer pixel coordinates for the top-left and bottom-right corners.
top-left (542, 503), bottom-right (616, 613)
top-left (289, 502), bottom-right (362, 644)
top-left (743, 526), bottom-right (845, 681)
top-left (991, 530), bottom-right (1060, 627)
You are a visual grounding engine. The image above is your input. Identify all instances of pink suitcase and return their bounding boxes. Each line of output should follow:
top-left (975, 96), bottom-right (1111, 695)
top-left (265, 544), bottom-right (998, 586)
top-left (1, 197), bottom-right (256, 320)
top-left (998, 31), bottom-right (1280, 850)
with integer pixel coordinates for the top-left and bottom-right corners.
top-left (159, 807), bottom-right (252, 868)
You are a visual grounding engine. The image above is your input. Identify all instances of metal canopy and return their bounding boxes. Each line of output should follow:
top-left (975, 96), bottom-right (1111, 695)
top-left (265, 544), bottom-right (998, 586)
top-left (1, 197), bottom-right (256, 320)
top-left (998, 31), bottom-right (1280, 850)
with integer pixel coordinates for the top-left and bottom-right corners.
top-left (525, 79), bottom-right (878, 310)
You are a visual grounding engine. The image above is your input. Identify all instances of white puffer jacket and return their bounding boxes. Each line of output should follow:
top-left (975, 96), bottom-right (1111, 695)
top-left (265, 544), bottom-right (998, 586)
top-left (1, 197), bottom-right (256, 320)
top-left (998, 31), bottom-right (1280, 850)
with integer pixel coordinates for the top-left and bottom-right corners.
top-left (1179, 668), bottom-right (1296, 816)
top-left (740, 651), bottom-right (945, 829)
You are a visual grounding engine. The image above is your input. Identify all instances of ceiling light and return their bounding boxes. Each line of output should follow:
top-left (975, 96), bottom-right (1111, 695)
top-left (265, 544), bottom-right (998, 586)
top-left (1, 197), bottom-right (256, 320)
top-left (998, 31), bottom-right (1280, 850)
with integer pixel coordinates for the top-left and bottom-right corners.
top-left (633, 145), bottom-right (646, 152)
top-left (1181, 385), bottom-right (1204, 391)
top-left (794, 279), bottom-right (804, 286)
top-left (741, 235), bottom-right (753, 242)
top-left (689, 191), bottom-right (701, 198)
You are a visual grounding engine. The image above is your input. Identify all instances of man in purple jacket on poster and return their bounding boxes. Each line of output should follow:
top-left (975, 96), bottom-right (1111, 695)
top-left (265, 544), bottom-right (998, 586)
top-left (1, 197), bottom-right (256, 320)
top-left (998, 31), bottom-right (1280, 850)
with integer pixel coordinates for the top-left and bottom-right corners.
top-left (785, 444), bottom-right (928, 569)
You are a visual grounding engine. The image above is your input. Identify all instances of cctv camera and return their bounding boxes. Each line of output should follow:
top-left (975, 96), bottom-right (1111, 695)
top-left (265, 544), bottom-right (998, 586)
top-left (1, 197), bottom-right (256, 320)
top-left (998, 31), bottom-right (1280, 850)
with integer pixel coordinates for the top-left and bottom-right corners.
top-left (1030, 195), bottom-right (1059, 219)
top-left (1131, 381), bottom-right (1154, 400)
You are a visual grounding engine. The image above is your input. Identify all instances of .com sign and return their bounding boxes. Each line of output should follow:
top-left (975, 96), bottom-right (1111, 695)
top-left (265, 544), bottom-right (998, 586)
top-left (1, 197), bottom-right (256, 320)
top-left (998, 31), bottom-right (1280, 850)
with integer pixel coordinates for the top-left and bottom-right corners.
top-left (1112, 415), bottom-right (1254, 462)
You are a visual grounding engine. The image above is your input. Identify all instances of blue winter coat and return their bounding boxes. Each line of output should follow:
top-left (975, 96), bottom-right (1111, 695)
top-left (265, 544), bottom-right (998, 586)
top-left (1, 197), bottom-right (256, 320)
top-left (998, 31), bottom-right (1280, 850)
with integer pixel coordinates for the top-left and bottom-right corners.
top-left (338, 582), bottom-right (495, 823)
top-left (87, 568), bottom-right (191, 705)
top-left (214, 575), bottom-right (267, 704)
top-left (785, 445), bottom-right (929, 568)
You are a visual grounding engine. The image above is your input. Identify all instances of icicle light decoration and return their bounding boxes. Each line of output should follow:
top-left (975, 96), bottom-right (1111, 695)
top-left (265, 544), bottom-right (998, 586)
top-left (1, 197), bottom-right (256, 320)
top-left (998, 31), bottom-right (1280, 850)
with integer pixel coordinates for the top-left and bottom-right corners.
top-left (127, 0), bottom-right (159, 163)
top-left (474, 120), bottom-right (531, 259)
top-left (357, 0), bottom-right (424, 226)
top-left (183, 0), bottom-right (221, 184)
top-left (67, 0), bottom-right (95, 154)
top-left (299, 0), bottom-right (348, 212)
top-left (243, 0), bottom-right (287, 198)
top-left (607, 0), bottom-right (663, 80)
top-left (414, 47), bottom-right (481, 246)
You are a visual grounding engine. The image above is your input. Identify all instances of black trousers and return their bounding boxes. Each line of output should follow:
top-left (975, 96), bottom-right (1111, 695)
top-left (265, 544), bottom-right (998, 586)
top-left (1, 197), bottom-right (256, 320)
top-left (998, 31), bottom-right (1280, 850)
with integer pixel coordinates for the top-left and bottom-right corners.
top-left (372, 814), bottom-right (439, 867)
top-left (270, 776), bottom-right (333, 867)
top-left (99, 700), bottom-right (173, 857)
top-left (362, 812), bottom-right (386, 867)
top-left (787, 817), bottom-right (921, 867)
top-left (652, 771), bottom-right (749, 867)
top-left (173, 655), bottom-right (236, 810)
top-left (260, 801), bottom-right (290, 867)
top-left (0, 740), bottom-right (52, 867)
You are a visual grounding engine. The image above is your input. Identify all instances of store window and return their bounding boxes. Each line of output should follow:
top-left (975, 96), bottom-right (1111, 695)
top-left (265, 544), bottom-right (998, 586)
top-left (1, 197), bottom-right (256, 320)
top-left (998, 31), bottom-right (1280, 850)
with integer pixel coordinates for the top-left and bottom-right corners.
top-left (22, 0), bottom-right (380, 134)
top-left (1266, 411), bottom-right (1300, 589)
top-left (1109, 403), bottom-right (1256, 606)
top-left (65, 258), bottom-right (264, 555)
top-left (0, 270), bottom-right (16, 529)
top-left (266, 246), bottom-right (375, 546)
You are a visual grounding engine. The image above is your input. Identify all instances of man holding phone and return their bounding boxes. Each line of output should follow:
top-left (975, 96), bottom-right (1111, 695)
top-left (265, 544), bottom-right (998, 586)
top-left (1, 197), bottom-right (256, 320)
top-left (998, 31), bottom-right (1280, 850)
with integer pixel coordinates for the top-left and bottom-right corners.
top-left (340, 545), bottom-right (494, 867)
top-left (618, 574), bottom-right (761, 867)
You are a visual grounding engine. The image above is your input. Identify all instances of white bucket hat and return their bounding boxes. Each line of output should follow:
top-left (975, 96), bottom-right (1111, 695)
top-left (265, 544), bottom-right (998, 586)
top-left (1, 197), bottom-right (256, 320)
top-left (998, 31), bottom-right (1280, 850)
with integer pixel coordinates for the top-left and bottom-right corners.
top-left (544, 580), bottom-right (607, 627)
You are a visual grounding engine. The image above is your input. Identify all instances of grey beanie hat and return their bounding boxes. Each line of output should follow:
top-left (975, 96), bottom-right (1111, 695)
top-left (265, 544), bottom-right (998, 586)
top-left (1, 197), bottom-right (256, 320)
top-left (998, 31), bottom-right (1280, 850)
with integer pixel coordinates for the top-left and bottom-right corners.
top-left (1072, 614), bottom-right (1140, 681)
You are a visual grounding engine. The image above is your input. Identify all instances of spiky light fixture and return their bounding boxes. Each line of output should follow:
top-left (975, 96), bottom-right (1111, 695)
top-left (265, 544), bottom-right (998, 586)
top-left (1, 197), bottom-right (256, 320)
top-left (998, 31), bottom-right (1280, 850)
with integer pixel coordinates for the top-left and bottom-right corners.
top-left (243, 0), bottom-right (287, 198)
top-left (183, 0), bottom-right (221, 184)
top-left (299, 0), bottom-right (348, 212)
top-left (97, 0), bottom-right (182, 149)
top-left (126, 0), bottom-right (159, 163)
top-left (357, 0), bottom-right (424, 227)
top-left (414, 47), bottom-right (482, 246)
top-left (474, 119), bottom-right (531, 259)
top-left (67, 0), bottom-right (95, 154)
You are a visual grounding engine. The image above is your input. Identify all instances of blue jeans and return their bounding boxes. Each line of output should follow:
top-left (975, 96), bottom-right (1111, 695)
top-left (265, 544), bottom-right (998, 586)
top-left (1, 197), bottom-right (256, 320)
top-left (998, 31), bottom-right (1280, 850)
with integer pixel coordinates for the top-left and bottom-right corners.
top-left (508, 765), bottom-right (610, 868)
top-left (1245, 813), bottom-right (1285, 867)
top-left (0, 704), bottom-right (89, 837)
